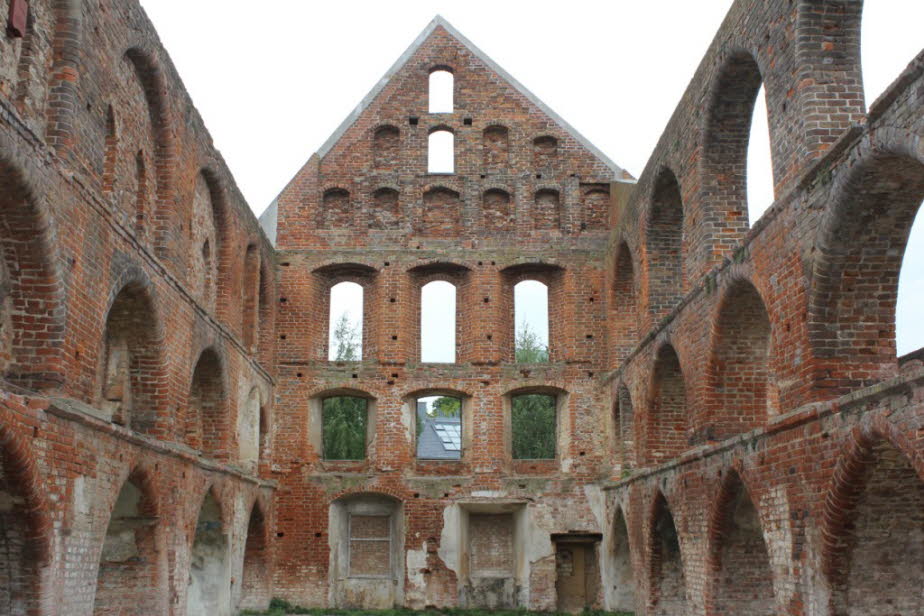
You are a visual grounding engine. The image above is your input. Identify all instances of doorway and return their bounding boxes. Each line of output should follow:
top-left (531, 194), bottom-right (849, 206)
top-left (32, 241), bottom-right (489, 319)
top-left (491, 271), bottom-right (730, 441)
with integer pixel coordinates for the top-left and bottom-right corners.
top-left (553, 534), bottom-right (601, 613)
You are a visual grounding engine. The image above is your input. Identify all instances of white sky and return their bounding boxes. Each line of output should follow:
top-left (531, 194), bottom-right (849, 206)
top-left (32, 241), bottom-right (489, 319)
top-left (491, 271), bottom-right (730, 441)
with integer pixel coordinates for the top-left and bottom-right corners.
top-left (140, 0), bottom-right (924, 356)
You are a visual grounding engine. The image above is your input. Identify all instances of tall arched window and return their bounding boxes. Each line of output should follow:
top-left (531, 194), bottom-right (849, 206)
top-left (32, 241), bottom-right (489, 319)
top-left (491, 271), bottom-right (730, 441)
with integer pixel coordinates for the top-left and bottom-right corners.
top-left (428, 130), bottom-right (454, 174)
top-left (329, 282), bottom-right (363, 361)
top-left (514, 280), bottom-right (549, 363)
top-left (421, 280), bottom-right (456, 363)
top-left (428, 69), bottom-right (453, 113)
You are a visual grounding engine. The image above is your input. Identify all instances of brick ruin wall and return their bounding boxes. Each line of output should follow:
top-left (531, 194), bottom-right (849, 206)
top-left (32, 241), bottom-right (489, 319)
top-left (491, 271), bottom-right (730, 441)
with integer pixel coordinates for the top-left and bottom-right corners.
top-left (0, 0), bottom-right (922, 615)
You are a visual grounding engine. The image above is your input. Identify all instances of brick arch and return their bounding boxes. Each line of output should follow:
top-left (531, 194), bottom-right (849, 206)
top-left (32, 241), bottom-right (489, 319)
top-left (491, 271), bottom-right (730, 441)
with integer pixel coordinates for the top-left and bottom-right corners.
top-left (186, 347), bottom-right (230, 459)
top-left (645, 166), bottom-right (685, 318)
top-left (0, 420), bottom-right (52, 616)
top-left (646, 343), bottom-right (690, 465)
top-left (195, 167), bottom-right (230, 315)
top-left (0, 148), bottom-right (65, 392)
top-left (239, 500), bottom-right (271, 612)
top-left (609, 504), bottom-right (636, 613)
top-left (700, 49), bottom-right (765, 259)
top-left (613, 382), bottom-right (636, 468)
top-left (98, 271), bottom-right (167, 433)
top-left (186, 485), bottom-right (231, 616)
top-left (330, 487), bottom-right (405, 505)
top-left (647, 490), bottom-right (687, 616)
top-left (702, 277), bottom-right (777, 442)
top-left (820, 421), bottom-right (924, 615)
top-left (704, 467), bottom-right (775, 616)
top-left (808, 139), bottom-right (924, 393)
top-left (501, 263), bottom-right (563, 363)
top-left (123, 48), bottom-right (176, 261)
top-left (612, 240), bottom-right (640, 364)
top-left (93, 463), bottom-right (166, 615)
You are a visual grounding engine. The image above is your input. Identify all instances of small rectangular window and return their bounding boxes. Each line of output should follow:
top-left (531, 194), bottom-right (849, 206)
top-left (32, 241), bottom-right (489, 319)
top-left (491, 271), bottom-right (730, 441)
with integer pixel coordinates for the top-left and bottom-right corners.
top-left (348, 514), bottom-right (391, 577)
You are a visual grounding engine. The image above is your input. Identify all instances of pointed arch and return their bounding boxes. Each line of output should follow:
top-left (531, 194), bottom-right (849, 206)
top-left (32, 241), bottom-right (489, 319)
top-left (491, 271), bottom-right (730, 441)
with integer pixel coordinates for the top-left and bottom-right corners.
top-left (0, 150), bottom-right (64, 391)
top-left (809, 146), bottom-right (924, 392)
top-left (186, 348), bottom-right (229, 458)
top-left (93, 467), bottom-right (165, 615)
top-left (821, 426), bottom-right (924, 615)
top-left (706, 470), bottom-right (774, 615)
top-left (238, 501), bottom-right (270, 612)
top-left (701, 51), bottom-right (764, 256)
top-left (98, 278), bottom-right (165, 431)
top-left (704, 278), bottom-right (776, 441)
top-left (0, 422), bottom-right (51, 616)
top-left (646, 168), bottom-right (684, 316)
top-left (648, 492), bottom-right (686, 615)
top-left (609, 506), bottom-right (636, 612)
top-left (186, 488), bottom-right (230, 616)
top-left (612, 241), bottom-right (639, 364)
top-left (647, 344), bottom-right (689, 464)
top-left (123, 48), bottom-right (175, 259)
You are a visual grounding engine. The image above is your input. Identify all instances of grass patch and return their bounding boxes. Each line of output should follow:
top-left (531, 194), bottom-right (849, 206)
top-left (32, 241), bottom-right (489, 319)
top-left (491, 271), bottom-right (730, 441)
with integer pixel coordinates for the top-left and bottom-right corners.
top-left (242, 599), bottom-right (634, 616)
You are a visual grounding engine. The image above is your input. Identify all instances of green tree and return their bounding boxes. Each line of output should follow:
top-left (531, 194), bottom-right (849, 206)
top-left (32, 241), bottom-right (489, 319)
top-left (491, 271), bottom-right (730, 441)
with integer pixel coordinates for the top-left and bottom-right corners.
top-left (322, 396), bottom-right (367, 460)
top-left (322, 316), bottom-right (366, 459)
top-left (431, 396), bottom-right (461, 417)
top-left (514, 321), bottom-right (549, 363)
top-left (511, 394), bottom-right (556, 459)
top-left (332, 312), bottom-right (359, 361)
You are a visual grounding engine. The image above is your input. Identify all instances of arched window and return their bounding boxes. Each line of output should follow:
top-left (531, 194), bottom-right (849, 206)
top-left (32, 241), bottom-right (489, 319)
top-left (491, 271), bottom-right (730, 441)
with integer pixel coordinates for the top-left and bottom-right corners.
top-left (428, 69), bottom-right (454, 113)
top-left (421, 280), bottom-right (456, 363)
top-left (415, 395), bottom-right (462, 460)
top-left (428, 130), bottom-right (454, 174)
top-left (514, 280), bottom-right (549, 363)
top-left (898, 208), bottom-right (924, 356)
top-left (329, 281), bottom-right (363, 361)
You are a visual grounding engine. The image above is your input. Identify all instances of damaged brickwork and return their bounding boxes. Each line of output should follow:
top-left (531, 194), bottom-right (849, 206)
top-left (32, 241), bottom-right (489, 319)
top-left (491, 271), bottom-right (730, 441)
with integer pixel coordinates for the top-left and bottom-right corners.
top-left (0, 0), bottom-right (922, 615)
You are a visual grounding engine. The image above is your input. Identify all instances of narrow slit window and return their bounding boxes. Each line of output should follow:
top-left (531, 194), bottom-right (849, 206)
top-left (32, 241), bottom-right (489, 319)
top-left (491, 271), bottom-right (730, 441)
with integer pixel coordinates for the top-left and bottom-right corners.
top-left (428, 130), bottom-right (454, 174)
top-left (421, 280), bottom-right (456, 363)
top-left (428, 70), bottom-right (453, 113)
top-left (416, 395), bottom-right (462, 460)
top-left (329, 282), bottom-right (363, 361)
top-left (322, 396), bottom-right (368, 460)
top-left (514, 280), bottom-right (549, 363)
top-left (511, 393), bottom-right (556, 459)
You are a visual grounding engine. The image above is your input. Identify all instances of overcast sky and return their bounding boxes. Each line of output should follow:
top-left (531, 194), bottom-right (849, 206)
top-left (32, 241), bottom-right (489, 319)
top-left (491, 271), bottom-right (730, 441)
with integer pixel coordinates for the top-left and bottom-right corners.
top-left (141, 0), bottom-right (924, 356)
